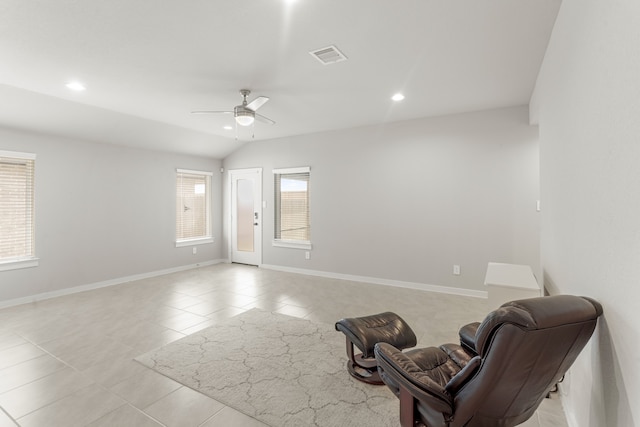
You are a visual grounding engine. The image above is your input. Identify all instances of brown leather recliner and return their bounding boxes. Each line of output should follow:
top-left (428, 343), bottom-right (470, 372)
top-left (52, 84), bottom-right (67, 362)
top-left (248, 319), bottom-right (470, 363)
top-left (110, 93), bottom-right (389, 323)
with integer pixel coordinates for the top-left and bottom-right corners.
top-left (374, 295), bottom-right (603, 427)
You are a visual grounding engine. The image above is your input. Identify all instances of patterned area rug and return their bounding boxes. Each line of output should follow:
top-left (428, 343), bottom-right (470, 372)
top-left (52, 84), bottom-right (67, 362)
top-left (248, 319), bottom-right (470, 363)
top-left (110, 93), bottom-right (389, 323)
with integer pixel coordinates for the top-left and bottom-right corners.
top-left (135, 309), bottom-right (399, 427)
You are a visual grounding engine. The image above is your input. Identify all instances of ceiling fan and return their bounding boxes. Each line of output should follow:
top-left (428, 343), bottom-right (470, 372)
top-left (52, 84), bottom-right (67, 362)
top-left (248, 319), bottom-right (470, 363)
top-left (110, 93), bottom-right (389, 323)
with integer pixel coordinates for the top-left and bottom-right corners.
top-left (191, 89), bottom-right (275, 127)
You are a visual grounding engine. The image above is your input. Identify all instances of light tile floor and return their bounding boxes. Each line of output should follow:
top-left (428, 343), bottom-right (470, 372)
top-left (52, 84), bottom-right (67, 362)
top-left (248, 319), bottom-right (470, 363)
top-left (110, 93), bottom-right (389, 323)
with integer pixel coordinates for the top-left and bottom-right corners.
top-left (0, 263), bottom-right (568, 426)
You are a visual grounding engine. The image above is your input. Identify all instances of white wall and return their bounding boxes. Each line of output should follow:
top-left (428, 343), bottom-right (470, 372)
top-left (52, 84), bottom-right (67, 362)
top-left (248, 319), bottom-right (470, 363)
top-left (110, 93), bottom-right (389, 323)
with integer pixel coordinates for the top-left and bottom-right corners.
top-left (534, 0), bottom-right (640, 425)
top-left (0, 127), bottom-right (223, 303)
top-left (223, 106), bottom-right (540, 294)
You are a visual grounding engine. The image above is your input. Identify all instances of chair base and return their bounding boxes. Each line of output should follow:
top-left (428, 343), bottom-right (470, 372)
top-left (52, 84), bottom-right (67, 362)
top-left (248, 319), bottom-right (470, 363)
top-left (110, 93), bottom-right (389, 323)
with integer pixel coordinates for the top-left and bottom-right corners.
top-left (346, 358), bottom-right (384, 385)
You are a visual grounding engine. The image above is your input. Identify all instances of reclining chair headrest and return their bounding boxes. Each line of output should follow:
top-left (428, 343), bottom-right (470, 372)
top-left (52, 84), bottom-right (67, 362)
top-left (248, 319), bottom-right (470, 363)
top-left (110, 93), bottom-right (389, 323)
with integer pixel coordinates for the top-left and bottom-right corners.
top-left (474, 295), bottom-right (603, 356)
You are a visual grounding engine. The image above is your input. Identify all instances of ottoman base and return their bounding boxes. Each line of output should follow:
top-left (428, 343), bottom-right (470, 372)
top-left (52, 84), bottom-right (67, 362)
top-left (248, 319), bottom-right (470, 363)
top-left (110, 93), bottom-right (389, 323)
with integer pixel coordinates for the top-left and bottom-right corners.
top-left (345, 338), bottom-right (384, 385)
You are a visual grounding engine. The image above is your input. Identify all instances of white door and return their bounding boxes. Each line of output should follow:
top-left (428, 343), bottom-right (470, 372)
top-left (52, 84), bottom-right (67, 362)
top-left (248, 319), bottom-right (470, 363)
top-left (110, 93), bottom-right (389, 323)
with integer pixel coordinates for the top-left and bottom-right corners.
top-left (230, 168), bottom-right (262, 265)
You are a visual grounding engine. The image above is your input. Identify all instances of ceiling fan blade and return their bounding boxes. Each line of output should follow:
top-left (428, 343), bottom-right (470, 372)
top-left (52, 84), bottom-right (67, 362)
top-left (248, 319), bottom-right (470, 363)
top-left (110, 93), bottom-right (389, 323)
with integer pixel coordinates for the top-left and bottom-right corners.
top-left (190, 110), bottom-right (233, 115)
top-left (255, 113), bottom-right (275, 125)
top-left (246, 96), bottom-right (269, 111)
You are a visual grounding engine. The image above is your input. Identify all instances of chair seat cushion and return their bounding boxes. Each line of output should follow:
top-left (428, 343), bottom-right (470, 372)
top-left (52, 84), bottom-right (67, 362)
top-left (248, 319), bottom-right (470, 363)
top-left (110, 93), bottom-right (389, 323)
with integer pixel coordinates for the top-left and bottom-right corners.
top-left (403, 344), bottom-right (473, 389)
top-left (374, 342), bottom-right (454, 408)
top-left (335, 312), bottom-right (416, 358)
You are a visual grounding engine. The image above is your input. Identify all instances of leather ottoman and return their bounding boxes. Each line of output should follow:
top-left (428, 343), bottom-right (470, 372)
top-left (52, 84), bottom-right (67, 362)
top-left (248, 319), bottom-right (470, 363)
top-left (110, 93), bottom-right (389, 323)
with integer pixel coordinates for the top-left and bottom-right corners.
top-left (335, 312), bottom-right (416, 385)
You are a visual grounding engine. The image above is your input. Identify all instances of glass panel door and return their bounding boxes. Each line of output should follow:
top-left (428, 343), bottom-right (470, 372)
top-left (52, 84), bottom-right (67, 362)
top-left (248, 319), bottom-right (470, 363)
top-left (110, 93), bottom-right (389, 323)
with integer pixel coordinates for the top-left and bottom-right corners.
top-left (230, 168), bottom-right (262, 266)
top-left (236, 179), bottom-right (254, 252)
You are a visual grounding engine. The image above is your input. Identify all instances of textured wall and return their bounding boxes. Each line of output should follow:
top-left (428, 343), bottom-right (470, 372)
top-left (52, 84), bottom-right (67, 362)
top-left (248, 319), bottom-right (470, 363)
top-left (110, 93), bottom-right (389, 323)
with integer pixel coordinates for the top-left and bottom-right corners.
top-left (535, 0), bottom-right (640, 425)
top-left (223, 106), bottom-right (540, 294)
top-left (0, 127), bottom-right (222, 303)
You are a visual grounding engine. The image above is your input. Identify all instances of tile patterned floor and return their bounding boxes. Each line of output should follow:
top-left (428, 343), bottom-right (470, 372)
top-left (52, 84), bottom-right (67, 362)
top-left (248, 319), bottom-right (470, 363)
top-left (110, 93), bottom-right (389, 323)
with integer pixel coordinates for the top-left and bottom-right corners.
top-left (0, 263), bottom-right (568, 426)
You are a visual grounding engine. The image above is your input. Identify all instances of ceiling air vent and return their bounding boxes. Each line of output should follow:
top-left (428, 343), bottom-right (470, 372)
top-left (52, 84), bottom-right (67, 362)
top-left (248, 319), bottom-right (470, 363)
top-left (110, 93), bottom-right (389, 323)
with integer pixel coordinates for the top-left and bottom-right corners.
top-left (309, 45), bottom-right (348, 65)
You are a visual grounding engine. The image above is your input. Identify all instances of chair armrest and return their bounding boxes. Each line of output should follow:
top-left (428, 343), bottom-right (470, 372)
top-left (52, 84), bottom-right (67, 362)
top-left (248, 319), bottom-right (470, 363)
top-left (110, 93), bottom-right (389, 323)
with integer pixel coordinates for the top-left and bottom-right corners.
top-left (444, 355), bottom-right (481, 395)
top-left (459, 322), bottom-right (480, 354)
top-left (374, 342), bottom-right (453, 415)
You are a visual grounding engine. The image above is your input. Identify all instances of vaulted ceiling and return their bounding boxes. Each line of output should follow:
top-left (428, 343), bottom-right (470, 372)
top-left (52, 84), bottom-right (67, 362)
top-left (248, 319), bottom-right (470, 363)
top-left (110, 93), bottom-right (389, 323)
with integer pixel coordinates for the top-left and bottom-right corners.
top-left (0, 0), bottom-right (561, 158)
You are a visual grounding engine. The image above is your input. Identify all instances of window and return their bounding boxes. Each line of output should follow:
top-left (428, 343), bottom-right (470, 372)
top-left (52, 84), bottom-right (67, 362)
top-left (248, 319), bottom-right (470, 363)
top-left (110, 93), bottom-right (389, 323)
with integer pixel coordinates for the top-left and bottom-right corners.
top-left (0, 151), bottom-right (38, 271)
top-left (273, 167), bottom-right (311, 249)
top-left (175, 169), bottom-right (213, 247)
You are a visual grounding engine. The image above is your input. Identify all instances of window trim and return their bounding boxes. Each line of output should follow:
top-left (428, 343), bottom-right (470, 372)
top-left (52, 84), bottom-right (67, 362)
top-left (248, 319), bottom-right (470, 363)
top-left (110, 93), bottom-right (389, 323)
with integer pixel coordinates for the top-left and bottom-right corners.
top-left (0, 150), bottom-right (38, 271)
top-left (273, 166), bottom-right (310, 175)
top-left (272, 166), bottom-right (311, 250)
top-left (175, 168), bottom-right (213, 247)
top-left (272, 239), bottom-right (312, 250)
top-left (175, 237), bottom-right (214, 248)
top-left (0, 150), bottom-right (36, 160)
top-left (0, 258), bottom-right (39, 272)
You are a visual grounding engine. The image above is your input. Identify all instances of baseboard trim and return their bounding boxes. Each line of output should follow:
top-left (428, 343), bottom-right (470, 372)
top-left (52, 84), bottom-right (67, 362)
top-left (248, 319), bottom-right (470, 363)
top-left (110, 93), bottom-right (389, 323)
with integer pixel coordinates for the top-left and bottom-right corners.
top-left (2, 260), bottom-right (487, 309)
top-left (260, 264), bottom-right (488, 299)
top-left (0, 259), bottom-right (225, 309)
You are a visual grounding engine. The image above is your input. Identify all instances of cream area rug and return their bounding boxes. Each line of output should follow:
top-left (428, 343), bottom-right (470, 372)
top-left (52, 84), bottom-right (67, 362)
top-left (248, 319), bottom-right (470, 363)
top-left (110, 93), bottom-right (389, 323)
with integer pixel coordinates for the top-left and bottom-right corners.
top-left (135, 309), bottom-right (399, 427)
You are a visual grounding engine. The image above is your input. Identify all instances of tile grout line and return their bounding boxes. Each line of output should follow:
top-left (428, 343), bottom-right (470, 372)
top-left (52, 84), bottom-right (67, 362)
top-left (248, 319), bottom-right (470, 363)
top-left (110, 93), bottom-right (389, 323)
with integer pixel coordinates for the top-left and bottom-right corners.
top-left (8, 330), bottom-right (177, 426)
top-left (0, 405), bottom-right (19, 427)
top-left (5, 332), bottom-right (137, 425)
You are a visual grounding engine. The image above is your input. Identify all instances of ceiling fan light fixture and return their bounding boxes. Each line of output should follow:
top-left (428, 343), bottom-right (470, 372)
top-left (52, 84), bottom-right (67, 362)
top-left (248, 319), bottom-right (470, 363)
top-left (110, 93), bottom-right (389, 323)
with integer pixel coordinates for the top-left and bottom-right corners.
top-left (235, 110), bottom-right (255, 126)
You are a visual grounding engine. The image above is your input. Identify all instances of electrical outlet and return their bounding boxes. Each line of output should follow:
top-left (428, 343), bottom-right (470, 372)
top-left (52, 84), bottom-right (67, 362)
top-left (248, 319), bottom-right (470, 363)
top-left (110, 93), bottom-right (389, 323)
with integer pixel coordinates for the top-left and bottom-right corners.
top-left (453, 265), bottom-right (461, 275)
top-left (305, 251), bottom-right (310, 260)
top-left (192, 247), bottom-right (197, 255)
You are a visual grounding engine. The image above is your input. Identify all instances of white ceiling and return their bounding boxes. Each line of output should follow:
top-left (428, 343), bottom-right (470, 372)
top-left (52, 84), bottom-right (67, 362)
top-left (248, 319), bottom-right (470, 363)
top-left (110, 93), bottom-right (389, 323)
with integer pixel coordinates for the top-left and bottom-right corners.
top-left (0, 0), bottom-right (561, 159)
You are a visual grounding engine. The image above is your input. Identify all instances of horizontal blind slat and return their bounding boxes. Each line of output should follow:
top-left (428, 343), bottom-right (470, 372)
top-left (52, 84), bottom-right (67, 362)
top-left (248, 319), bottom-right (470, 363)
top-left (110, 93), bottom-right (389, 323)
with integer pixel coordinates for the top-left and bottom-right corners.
top-left (0, 154), bottom-right (35, 260)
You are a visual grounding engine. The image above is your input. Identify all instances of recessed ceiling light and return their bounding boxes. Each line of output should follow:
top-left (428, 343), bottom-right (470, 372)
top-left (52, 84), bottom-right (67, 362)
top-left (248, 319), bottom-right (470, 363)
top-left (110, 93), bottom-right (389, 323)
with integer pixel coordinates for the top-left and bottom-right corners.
top-left (66, 81), bottom-right (86, 91)
top-left (223, 126), bottom-right (233, 130)
top-left (391, 93), bottom-right (405, 102)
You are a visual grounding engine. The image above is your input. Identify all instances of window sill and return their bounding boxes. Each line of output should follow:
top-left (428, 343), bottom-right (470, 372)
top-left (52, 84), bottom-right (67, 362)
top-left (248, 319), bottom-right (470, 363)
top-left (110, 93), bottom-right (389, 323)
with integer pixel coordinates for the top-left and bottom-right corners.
top-left (272, 240), bottom-right (313, 250)
top-left (0, 257), bottom-right (39, 272)
top-left (175, 237), bottom-right (214, 248)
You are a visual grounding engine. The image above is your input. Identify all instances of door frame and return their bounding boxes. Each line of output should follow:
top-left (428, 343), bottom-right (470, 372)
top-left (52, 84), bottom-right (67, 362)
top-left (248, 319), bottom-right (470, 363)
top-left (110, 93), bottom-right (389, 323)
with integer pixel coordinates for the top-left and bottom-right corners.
top-left (229, 168), bottom-right (262, 265)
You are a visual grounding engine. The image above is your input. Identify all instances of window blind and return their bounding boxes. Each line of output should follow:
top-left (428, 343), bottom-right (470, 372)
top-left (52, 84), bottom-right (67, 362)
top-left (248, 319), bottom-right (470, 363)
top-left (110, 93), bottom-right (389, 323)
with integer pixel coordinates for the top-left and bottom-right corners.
top-left (274, 168), bottom-right (310, 242)
top-left (0, 153), bottom-right (35, 262)
top-left (176, 169), bottom-right (211, 241)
